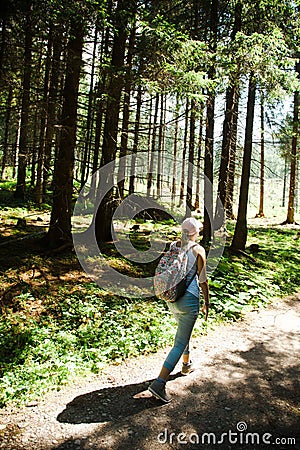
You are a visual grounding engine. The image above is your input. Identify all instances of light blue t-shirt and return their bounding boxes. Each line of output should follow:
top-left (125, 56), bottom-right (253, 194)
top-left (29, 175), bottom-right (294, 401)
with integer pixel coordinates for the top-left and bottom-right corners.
top-left (185, 246), bottom-right (200, 298)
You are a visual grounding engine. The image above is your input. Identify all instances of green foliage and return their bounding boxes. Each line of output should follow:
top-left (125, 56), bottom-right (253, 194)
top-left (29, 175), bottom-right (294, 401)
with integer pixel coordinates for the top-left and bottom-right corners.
top-left (0, 287), bottom-right (174, 407)
top-left (275, 113), bottom-right (300, 159)
top-left (208, 224), bottom-right (300, 321)
top-left (163, 39), bottom-right (212, 99)
top-left (1, 219), bottom-right (300, 407)
top-left (230, 29), bottom-right (299, 99)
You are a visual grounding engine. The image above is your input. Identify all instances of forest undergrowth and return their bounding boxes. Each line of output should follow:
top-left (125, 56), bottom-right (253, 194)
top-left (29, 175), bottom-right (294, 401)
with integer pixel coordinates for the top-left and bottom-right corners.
top-left (0, 196), bottom-right (300, 408)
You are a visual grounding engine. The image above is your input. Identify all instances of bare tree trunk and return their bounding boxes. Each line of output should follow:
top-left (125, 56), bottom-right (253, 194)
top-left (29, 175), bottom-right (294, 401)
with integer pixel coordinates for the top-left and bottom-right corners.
top-left (146, 96), bottom-right (153, 168)
top-left (282, 155), bottom-right (288, 207)
top-left (203, 94), bottom-right (215, 245)
top-left (186, 98), bottom-right (196, 216)
top-left (80, 26), bottom-right (98, 190)
top-left (194, 109), bottom-right (204, 211)
top-left (179, 99), bottom-right (189, 207)
top-left (231, 73), bottom-right (256, 251)
top-left (44, 19), bottom-right (84, 247)
top-left (43, 25), bottom-right (63, 198)
top-left (190, 0), bottom-right (202, 214)
top-left (225, 87), bottom-right (239, 220)
top-left (156, 93), bottom-right (164, 199)
top-left (1, 86), bottom-right (13, 179)
top-left (117, 26), bottom-right (135, 198)
top-left (0, 16), bottom-right (8, 84)
top-left (284, 62), bottom-right (299, 224)
top-left (96, 0), bottom-right (137, 243)
top-left (35, 26), bottom-right (53, 205)
top-left (202, 0), bottom-right (218, 246)
top-left (161, 95), bottom-right (167, 186)
top-left (90, 22), bottom-right (111, 201)
top-left (13, 108), bottom-right (22, 179)
top-left (214, 3), bottom-right (241, 229)
top-left (147, 93), bottom-right (159, 197)
top-left (14, 2), bottom-right (33, 199)
top-left (215, 82), bottom-right (240, 225)
top-left (257, 90), bottom-right (265, 217)
top-left (30, 107), bottom-right (39, 187)
top-left (295, 159), bottom-right (299, 213)
top-left (171, 96), bottom-right (180, 207)
top-left (129, 84), bottom-right (142, 194)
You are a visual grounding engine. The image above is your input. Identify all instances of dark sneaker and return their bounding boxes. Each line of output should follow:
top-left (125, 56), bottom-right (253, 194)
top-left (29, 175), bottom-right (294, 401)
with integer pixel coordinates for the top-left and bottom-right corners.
top-left (148, 379), bottom-right (172, 403)
top-left (181, 361), bottom-right (195, 376)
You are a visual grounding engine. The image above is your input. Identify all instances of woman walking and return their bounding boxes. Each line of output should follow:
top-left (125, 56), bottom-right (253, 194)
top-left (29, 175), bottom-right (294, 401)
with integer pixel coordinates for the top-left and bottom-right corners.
top-left (149, 217), bottom-right (210, 403)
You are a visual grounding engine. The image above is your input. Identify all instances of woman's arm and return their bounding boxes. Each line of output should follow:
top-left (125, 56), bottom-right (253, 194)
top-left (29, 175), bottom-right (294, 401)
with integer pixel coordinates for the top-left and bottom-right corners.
top-left (200, 281), bottom-right (209, 321)
top-left (195, 246), bottom-right (210, 321)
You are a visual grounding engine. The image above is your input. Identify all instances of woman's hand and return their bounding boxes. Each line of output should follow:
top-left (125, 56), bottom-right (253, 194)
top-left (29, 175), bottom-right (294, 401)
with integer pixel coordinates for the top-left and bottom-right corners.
top-left (196, 247), bottom-right (210, 321)
top-left (201, 302), bottom-right (209, 321)
top-left (199, 278), bottom-right (209, 321)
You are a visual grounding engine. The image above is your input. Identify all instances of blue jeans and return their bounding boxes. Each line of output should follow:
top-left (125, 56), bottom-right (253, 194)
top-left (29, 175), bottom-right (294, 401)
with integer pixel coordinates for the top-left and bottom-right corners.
top-left (163, 291), bottom-right (199, 372)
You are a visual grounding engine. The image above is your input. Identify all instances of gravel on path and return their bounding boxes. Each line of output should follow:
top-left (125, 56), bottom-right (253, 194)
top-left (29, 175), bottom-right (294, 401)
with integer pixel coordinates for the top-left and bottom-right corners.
top-left (0, 294), bottom-right (299, 450)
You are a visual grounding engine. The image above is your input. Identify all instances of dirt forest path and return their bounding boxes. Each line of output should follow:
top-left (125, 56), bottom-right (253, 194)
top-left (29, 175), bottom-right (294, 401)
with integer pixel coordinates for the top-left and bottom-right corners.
top-left (1, 295), bottom-right (299, 450)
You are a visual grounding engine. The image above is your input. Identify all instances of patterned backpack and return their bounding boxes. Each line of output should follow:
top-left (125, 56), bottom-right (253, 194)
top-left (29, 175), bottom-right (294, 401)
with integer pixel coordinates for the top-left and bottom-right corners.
top-left (154, 241), bottom-right (197, 302)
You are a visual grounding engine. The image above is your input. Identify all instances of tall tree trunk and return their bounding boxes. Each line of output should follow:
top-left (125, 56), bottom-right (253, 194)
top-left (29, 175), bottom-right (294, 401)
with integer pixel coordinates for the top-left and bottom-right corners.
top-left (156, 93), bottom-right (164, 199)
top-left (146, 96), bottom-right (153, 167)
top-left (13, 108), bottom-right (22, 179)
top-left (282, 155), bottom-right (288, 207)
top-left (14, 2), bottom-right (33, 199)
top-left (225, 86), bottom-right (239, 220)
top-left (90, 23), bottom-right (111, 201)
top-left (44, 19), bottom-right (84, 247)
top-left (187, 0), bottom-right (200, 214)
top-left (96, 0), bottom-right (136, 243)
top-left (35, 26), bottom-right (53, 205)
top-left (129, 84), bottom-right (142, 194)
top-left (179, 99), bottom-right (189, 207)
top-left (202, 0), bottom-right (218, 246)
top-left (171, 96), bottom-right (180, 207)
top-left (231, 73), bottom-right (256, 251)
top-left (257, 90), bottom-right (265, 217)
top-left (194, 106), bottom-right (204, 211)
top-left (90, 93), bottom-right (104, 200)
top-left (117, 83), bottom-right (131, 199)
top-left (117, 26), bottom-right (135, 198)
top-left (0, 17), bottom-right (8, 84)
top-left (42, 25), bottom-right (63, 199)
top-left (215, 2), bottom-right (241, 229)
top-left (295, 159), bottom-right (299, 213)
top-left (80, 26), bottom-right (98, 190)
top-left (147, 93), bottom-right (159, 197)
top-left (215, 81), bottom-right (240, 224)
top-left (284, 61), bottom-right (299, 224)
top-left (186, 98), bottom-right (196, 216)
top-left (220, 3), bottom-right (242, 222)
top-left (203, 94), bottom-right (215, 245)
top-left (161, 95), bottom-right (167, 187)
top-left (1, 86), bottom-right (13, 179)
top-left (30, 107), bottom-right (39, 186)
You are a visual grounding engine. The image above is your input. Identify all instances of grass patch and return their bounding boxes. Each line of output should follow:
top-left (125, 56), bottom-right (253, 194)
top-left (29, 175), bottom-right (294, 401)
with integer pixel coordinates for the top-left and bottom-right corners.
top-left (0, 287), bottom-right (175, 407)
top-left (0, 213), bottom-right (299, 407)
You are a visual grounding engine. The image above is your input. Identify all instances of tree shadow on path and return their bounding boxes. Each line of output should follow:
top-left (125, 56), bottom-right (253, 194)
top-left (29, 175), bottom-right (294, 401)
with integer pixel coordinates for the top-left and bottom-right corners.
top-left (55, 300), bottom-right (300, 450)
